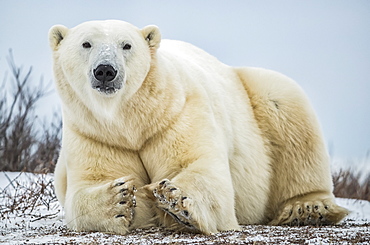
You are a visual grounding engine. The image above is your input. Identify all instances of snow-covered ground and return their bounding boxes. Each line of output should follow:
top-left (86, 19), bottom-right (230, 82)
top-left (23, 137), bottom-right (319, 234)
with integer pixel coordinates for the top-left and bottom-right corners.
top-left (1, 171), bottom-right (369, 244)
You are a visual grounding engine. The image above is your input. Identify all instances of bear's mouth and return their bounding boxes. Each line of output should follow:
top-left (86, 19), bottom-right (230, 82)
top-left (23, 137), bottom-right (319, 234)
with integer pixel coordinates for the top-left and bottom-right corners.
top-left (93, 85), bottom-right (120, 95)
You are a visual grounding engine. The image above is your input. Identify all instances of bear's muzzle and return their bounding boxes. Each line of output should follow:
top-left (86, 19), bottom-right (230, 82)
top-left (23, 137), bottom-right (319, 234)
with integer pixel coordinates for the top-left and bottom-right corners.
top-left (91, 64), bottom-right (122, 95)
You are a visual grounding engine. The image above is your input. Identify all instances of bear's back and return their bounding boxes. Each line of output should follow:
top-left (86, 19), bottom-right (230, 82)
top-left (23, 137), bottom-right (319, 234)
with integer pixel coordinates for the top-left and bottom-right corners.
top-left (159, 39), bottom-right (229, 72)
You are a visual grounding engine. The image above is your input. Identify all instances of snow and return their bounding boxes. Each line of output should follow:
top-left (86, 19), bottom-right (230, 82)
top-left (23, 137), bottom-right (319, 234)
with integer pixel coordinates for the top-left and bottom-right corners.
top-left (337, 198), bottom-right (370, 223)
top-left (1, 171), bottom-right (369, 244)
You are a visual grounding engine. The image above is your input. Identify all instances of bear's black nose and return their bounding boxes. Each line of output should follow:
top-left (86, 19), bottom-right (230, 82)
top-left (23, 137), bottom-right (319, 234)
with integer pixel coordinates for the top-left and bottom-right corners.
top-left (93, 65), bottom-right (117, 82)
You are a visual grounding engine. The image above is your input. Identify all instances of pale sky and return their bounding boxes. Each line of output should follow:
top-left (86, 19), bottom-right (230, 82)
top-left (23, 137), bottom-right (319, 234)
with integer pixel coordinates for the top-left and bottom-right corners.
top-left (1, 0), bottom-right (369, 160)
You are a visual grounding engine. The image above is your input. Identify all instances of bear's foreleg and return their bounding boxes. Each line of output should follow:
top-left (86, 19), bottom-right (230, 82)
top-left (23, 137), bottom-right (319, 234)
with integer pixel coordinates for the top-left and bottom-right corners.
top-left (146, 179), bottom-right (195, 229)
top-left (145, 161), bottom-right (241, 234)
top-left (64, 177), bottom-right (151, 234)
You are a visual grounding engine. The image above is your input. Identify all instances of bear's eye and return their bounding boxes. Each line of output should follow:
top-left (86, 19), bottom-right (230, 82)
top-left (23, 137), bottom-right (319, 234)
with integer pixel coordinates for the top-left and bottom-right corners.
top-left (82, 42), bottom-right (92, 49)
top-left (122, 43), bottom-right (132, 50)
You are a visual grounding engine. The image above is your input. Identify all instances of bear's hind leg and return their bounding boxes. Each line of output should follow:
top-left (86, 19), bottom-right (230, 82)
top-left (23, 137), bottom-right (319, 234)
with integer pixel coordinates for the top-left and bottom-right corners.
top-left (236, 67), bottom-right (348, 225)
top-left (269, 192), bottom-right (348, 226)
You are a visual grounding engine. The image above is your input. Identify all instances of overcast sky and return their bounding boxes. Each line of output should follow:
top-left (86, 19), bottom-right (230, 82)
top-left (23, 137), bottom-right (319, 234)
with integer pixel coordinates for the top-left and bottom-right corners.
top-left (1, 0), bottom-right (369, 160)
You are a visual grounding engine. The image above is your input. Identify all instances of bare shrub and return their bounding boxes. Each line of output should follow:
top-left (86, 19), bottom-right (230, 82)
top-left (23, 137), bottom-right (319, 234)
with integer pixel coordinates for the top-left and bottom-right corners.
top-left (0, 172), bottom-right (59, 221)
top-left (28, 112), bottom-right (62, 173)
top-left (0, 50), bottom-right (61, 173)
top-left (333, 169), bottom-right (370, 201)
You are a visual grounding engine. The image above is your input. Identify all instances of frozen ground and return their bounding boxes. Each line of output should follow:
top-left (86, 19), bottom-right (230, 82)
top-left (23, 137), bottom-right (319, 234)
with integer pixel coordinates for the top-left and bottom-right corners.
top-left (1, 172), bottom-right (369, 244)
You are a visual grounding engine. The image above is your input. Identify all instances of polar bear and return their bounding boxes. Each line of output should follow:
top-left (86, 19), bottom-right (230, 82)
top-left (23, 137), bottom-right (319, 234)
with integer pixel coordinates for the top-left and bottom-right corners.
top-left (49, 20), bottom-right (348, 235)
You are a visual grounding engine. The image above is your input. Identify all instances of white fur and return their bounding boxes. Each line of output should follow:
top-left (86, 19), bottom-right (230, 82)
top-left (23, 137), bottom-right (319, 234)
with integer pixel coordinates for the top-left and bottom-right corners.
top-left (49, 20), bottom-right (348, 235)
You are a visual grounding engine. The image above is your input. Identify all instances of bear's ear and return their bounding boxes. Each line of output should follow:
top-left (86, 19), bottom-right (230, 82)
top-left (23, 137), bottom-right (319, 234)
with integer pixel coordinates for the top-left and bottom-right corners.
top-left (49, 25), bottom-right (69, 51)
top-left (141, 25), bottom-right (161, 50)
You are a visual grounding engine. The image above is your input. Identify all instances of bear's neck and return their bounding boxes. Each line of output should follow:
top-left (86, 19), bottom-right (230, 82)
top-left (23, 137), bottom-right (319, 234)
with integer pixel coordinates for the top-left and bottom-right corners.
top-left (64, 58), bottom-right (186, 151)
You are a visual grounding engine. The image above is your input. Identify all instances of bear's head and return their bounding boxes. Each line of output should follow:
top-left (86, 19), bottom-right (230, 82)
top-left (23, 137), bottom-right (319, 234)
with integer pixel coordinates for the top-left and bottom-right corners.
top-left (49, 20), bottom-right (161, 109)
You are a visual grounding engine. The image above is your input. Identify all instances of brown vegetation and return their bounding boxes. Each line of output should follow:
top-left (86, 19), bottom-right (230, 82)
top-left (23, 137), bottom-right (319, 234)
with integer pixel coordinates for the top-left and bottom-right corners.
top-left (333, 169), bottom-right (370, 202)
top-left (0, 50), bottom-right (61, 173)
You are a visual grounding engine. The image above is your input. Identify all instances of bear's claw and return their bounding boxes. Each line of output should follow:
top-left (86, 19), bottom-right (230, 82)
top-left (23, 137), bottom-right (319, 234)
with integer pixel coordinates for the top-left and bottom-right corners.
top-left (111, 178), bottom-right (137, 227)
top-left (152, 179), bottom-right (197, 229)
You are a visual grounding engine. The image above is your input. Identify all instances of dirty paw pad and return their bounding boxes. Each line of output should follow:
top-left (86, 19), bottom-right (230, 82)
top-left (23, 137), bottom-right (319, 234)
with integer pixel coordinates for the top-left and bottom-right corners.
top-left (153, 179), bottom-right (196, 229)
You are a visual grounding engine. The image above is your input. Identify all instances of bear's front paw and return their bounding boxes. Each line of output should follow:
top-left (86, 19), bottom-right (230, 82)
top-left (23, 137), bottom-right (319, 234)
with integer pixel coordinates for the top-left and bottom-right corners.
top-left (151, 179), bottom-right (198, 230)
top-left (110, 177), bottom-right (137, 227)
